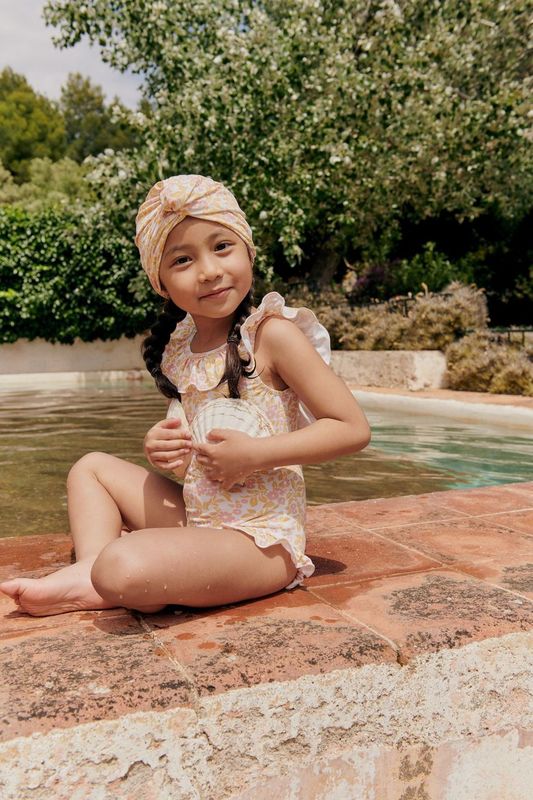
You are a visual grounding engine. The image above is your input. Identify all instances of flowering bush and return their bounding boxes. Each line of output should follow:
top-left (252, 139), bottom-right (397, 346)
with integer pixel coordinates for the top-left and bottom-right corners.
top-left (44, 0), bottom-right (532, 286)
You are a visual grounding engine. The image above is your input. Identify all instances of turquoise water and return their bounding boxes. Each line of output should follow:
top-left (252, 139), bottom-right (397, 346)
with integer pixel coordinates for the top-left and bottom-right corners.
top-left (1, 382), bottom-right (532, 536)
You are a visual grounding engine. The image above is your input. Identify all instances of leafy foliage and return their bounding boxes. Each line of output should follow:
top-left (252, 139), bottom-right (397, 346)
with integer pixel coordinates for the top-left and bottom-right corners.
top-left (0, 157), bottom-right (94, 211)
top-left (445, 332), bottom-right (533, 395)
top-left (60, 73), bottom-right (139, 162)
top-left (0, 206), bottom-right (154, 343)
top-left (347, 241), bottom-right (477, 301)
top-left (284, 281), bottom-right (489, 350)
top-left (44, 0), bottom-right (533, 287)
top-left (0, 68), bottom-right (66, 182)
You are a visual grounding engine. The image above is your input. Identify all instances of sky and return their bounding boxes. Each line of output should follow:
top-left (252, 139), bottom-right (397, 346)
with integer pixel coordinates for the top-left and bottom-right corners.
top-left (0, 0), bottom-right (142, 107)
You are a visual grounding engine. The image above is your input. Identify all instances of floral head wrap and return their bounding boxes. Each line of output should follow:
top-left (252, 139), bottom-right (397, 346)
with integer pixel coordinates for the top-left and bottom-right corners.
top-left (135, 174), bottom-right (256, 296)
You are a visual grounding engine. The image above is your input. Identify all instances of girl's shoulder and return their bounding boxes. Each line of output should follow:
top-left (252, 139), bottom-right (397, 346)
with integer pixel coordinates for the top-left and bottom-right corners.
top-left (241, 291), bottom-right (331, 365)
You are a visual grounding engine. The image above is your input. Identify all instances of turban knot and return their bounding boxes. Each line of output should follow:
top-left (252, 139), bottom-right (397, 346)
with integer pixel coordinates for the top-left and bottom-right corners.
top-left (135, 174), bottom-right (256, 297)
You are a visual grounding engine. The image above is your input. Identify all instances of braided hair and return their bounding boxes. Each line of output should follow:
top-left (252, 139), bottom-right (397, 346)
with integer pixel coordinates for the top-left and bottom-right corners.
top-left (217, 278), bottom-right (256, 398)
top-left (142, 278), bottom-right (257, 401)
top-left (142, 298), bottom-right (185, 399)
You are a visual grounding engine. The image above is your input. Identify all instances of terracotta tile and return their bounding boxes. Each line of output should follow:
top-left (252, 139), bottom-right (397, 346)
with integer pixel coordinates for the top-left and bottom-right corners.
top-left (305, 531), bottom-right (440, 588)
top-left (376, 518), bottom-right (533, 599)
top-left (0, 534), bottom-right (73, 581)
top-left (305, 504), bottom-right (361, 537)
top-left (311, 568), bottom-right (533, 663)
top-left (0, 613), bottom-right (196, 742)
top-left (0, 590), bottom-right (131, 637)
top-left (427, 485), bottom-right (533, 516)
top-left (317, 495), bottom-right (466, 530)
top-left (483, 510), bottom-right (533, 536)
top-left (508, 481), bottom-right (533, 497)
top-left (142, 589), bottom-right (397, 696)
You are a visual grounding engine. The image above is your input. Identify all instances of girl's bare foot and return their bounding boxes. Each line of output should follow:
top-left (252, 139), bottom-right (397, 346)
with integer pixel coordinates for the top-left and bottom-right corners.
top-left (0, 558), bottom-right (117, 617)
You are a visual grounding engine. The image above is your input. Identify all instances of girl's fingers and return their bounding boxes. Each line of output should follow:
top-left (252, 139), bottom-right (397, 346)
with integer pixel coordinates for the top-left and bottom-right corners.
top-left (152, 430), bottom-right (192, 442)
top-left (149, 449), bottom-right (190, 462)
top-left (148, 439), bottom-right (192, 452)
top-left (151, 428), bottom-right (192, 444)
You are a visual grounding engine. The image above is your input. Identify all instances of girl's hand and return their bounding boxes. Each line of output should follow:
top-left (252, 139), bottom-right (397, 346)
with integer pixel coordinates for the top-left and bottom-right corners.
top-left (193, 429), bottom-right (257, 491)
top-left (144, 418), bottom-right (193, 472)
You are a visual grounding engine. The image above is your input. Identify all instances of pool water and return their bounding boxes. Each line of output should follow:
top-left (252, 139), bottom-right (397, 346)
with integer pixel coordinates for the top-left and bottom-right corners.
top-left (1, 383), bottom-right (532, 537)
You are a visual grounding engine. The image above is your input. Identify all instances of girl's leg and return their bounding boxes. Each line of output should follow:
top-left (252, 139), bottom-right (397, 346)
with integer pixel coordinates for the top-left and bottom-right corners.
top-left (91, 526), bottom-right (298, 610)
top-left (0, 453), bottom-right (187, 616)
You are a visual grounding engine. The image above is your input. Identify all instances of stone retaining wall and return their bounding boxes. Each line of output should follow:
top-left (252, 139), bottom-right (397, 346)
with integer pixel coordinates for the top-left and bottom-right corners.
top-left (1, 632), bottom-right (531, 799)
top-left (0, 337), bottom-right (447, 390)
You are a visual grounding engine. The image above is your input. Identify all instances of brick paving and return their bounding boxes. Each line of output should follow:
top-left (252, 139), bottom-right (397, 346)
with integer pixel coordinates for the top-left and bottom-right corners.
top-left (2, 481), bottom-right (532, 741)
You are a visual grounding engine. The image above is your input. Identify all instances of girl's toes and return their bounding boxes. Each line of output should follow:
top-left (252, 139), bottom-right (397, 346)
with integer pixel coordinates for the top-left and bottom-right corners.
top-left (0, 580), bottom-right (21, 601)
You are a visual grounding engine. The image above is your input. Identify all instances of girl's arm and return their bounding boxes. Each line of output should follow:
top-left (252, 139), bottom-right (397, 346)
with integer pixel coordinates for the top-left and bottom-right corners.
top-left (250, 316), bottom-right (371, 471)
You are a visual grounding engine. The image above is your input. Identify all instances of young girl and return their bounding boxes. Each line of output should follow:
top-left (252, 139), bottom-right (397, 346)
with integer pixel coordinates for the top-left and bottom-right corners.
top-left (0, 174), bottom-right (370, 617)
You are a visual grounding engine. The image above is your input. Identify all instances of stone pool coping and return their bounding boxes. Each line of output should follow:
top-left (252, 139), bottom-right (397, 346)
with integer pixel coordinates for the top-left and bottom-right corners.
top-left (1, 481), bottom-right (532, 798)
top-left (350, 385), bottom-right (533, 430)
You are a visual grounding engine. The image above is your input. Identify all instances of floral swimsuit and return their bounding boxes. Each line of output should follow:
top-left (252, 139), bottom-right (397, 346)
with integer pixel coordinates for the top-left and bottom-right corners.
top-left (161, 291), bottom-right (331, 588)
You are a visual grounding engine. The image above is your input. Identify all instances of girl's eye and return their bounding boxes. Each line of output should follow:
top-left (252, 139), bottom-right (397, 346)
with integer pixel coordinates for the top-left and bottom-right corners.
top-left (215, 241), bottom-right (232, 251)
top-left (173, 256), bottom-right (190, 266)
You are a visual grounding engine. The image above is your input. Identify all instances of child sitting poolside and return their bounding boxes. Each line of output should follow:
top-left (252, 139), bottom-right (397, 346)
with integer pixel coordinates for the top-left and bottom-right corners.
top-left (0, 174), bottom-right (371, 616)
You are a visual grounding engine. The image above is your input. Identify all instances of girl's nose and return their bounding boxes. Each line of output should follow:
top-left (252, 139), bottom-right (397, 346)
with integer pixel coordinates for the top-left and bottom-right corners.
top-left (198, 257), bottom-right (222, 281)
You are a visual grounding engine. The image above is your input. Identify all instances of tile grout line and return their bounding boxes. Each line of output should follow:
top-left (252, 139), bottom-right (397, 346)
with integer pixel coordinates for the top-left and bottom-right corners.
top-left (443, 573), bottom-right (533, 606)
top-left (308, 564), bottom-right (446, 591)
top-left (454, 509), bottom-right (533, 522)
top-left (318, 507), bottom-right (533, 534)
top-left (360, 528), bottom-right (446, 564)
top-left (311, 563), bottom-right (533, 606)
top-left (326, 508), bottom-right (475, 531)
top-left (304, 587), bottom-right (401, 661)
top-left (133, 613), bottom-right (202, 712)
top-left (358, 519), bottom-right (533, 538)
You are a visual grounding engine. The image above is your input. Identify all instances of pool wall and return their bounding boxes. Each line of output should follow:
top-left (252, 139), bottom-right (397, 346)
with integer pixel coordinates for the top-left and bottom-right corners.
top-left (1, 337), bottom-right (447, 390)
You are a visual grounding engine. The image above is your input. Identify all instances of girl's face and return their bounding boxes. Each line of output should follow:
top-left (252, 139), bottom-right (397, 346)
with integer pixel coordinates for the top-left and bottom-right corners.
top-left (159, 216), bottom-right (253, 323)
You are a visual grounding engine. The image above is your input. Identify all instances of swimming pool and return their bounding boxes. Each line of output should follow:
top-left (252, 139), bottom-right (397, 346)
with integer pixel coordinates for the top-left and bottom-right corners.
top-left (1, 382), bottom-right (532, 537)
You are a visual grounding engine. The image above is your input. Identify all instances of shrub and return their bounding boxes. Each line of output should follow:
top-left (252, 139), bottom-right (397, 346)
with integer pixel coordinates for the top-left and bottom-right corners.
top-left (0, 205), bottom-right (153, 343)
top-left (445, 333), bottom-right (533, 395)
top-left (401, 282), bottom-right (489, 350)
top-left (283, 283), bottom-right (353, 348)
top-left (348, 242), bottom-right (477, 302)
top-left (285, 282), bottom-right (488, 351)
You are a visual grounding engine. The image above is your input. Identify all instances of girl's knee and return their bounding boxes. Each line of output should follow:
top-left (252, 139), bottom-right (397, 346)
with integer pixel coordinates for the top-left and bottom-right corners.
top-left (90, 540), bottom-right (145, 601)
top-left (67, 451), bottom-right (109, 482)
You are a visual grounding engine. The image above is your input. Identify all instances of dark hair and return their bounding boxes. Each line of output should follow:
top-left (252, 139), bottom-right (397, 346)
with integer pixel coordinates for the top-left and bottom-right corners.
top-left (142, 279), bottom-right (257, 401)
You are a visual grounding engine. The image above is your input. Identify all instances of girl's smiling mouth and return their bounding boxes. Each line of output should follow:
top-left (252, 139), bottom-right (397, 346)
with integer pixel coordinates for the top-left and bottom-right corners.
top-left (201, 287), bottom-right (231, 299)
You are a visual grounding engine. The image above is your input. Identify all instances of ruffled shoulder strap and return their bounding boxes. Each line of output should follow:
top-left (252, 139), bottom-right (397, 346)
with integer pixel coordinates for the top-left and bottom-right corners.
top-left (241, 291), bottom-right (331, 428)
top-left (161, 313), bottom-right (229, 392)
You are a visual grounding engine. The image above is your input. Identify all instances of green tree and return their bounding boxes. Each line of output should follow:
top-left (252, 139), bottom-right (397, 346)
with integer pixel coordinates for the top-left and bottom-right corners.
top-left (0, 156), bottom-right (93, 212)
top-left (60, 72), bottom-right (138, 162)
top-left (0, 67), bottom-right (66, 182)
top-left (43, 1), bottom-right (532, 289)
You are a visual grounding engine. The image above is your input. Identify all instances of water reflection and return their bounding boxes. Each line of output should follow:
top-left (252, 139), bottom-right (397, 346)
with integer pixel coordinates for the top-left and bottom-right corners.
top-left (1, 382), bottom-right (532, 537)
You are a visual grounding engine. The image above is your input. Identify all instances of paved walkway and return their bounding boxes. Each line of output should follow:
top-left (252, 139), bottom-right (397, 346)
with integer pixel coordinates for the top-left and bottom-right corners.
top-left (2, 481), bottom-right (532, 742)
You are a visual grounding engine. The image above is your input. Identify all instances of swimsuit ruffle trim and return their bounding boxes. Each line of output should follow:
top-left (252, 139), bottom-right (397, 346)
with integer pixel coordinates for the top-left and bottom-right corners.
top-left (161, 291), bottom-right (331, 427)
top-left (220, 522), bottom-right (315, 589)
